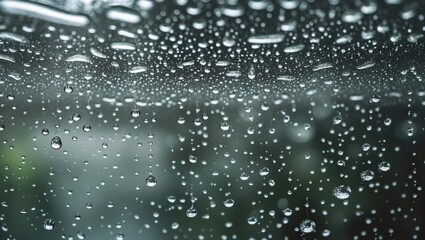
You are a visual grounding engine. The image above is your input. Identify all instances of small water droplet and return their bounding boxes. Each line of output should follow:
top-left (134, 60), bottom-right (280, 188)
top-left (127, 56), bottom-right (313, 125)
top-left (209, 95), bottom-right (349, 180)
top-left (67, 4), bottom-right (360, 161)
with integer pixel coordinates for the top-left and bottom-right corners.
top-left (171, 222), bottom-right (179, 229)
top-left (370, 94), bottom-right (381, 103)
top-left (64, 85), bottom-right (73, 93)
top-left (131, 109), bottom-right (140, 117)
top-left (406, 126), bottom-right (414, 136)
top-left (115, 233), bottom-right (125, 240)
top-left (167, 196), bottom-right (176, 203)
top-left (333, 113), bottom-right (342, 124)
top-left (362, 143), bottom-right (370, 151)
top-left (240, 172), bottom-right (249, 180)
top-left (177, 117), bottom-right (185, 124)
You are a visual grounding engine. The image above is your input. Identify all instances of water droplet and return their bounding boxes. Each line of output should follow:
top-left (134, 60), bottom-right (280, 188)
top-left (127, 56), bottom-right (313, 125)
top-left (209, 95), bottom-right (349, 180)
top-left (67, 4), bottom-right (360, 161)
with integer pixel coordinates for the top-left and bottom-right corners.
top-left (312, 63), bottom-right (333, 71)
top-left (261, 102), bottom-right (269, 111)
top-left (177, 117), bottom-right (185, 124)
top-left (370, 94), bottom-right (381, 103)
top-left (131, 109), bottom-right (140, 117)
top-left (66, 54), bottom-right (92, 63)
top-left (83, 124), bottom-right (92, 132)
top-left (362, 143), bottom-right (370, 151)
top-left (240, 172), bottom-right (249, 180)
top-left (221, 5), bottom-right (245, 18)
top-left (77, 232), bottom-right (85, 239)
top-left (171, 222), bottom-right (179, 229)
top-left (51, 136), bottom-right (62, 150)
top-left (333, 113), bottom-right (342, 124)
top-left (322, 229), bottom-right (331, 237)
top-left (283, 208), bottom-right (293, 216)
top-left (259, 167), bottom-right (270, 176)
top-left (333, 185), bottom-right (351, 200)
top-left (248, 65), bottom-right (255, 79)
top-left (284, 44), bottom-right (305, 53)
top-left (111, 42), bottom-right (136, 51)
top-left (223, 199), bottom-right (235, 208)
top-left (106, 7), bottom-right (140, 24)
top-left (299, 219), bottom-right (316, 233)
top-left (360, 170), bottom-right (375, 181)
top-left (342, 10), bottom-right (363, 23)
top-left (186, 206), bottom-right (197, 218)
top-left (43, 219), bottom-right (55, 230)
top-left (194, 118), bottom-right (202, 126)
top-left (279, 0), bottom-right (300, 10)
top-left (72, 113), bottom-right (81, 121)
top-left (248, 34), bottom-right (284, 44)
top-left (145, 175), bottom-right (157, 187)
top-left (356, 60), bottom-right (375, 70)
top-left (41, 128), bottom-right (49, 135)
top-left (406, 126), bottom-right (414, 136)
top-left (129, 66), bottom-right (147, 74)
top-left (220, 122), bottom-right (230, 131)
top-left (188, 154), bottom-right (197, 163)
top-left (90, 47), bottom-right (107, 58)
top-left (378, 161), bottom-right (391, 172)
top-left (64, 85), bottom-right (73, 93)
top-left (167, 196), bottom-right (176, 203)
top-left (115, 233), bottom-right (125, 240)
top-left (247, 216), bottom-right (258, 225)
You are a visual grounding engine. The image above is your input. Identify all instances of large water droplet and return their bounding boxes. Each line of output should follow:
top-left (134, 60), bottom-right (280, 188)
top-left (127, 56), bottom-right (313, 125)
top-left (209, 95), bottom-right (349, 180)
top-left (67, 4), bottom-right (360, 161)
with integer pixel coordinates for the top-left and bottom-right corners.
top-left (223, 199), bottom-right (235, 208)
top-left (247, 216), bottom-right (258, 225)
top-left (378, 161), bottom-right (391, 172)
top-left (43, 219), bottom-right (55, 230)
top-left (51, 136), bottom-right (62, 150)
top-left (186, 206), bottom-right (197, 218)
top-left (333, 185), bottom-right (351, 200)
top-left (299, 219), bottom-right (316, 233)
top-left (41, 128), bottom-right (49, 135)
top-left (145, 175), bottom-right (157, 187)
top-left (360, 170), bottom-right (375, 181)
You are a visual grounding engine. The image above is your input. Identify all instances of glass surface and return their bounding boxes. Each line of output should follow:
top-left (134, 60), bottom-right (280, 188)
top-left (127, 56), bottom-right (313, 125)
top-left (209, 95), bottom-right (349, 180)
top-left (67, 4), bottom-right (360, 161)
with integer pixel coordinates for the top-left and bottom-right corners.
top-left (0, 0), bottom-right (424, 239)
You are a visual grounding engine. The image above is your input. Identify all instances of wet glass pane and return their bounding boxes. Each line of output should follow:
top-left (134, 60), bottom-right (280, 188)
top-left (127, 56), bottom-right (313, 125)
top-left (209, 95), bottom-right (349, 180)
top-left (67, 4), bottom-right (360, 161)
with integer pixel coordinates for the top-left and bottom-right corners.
top-left (0, 0), bottom-right (424, 239)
